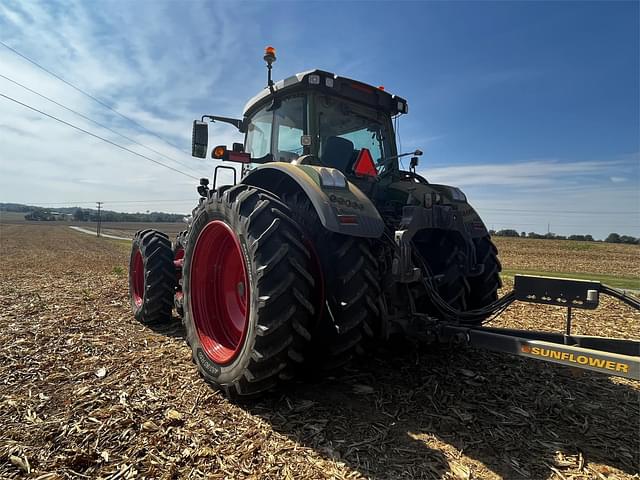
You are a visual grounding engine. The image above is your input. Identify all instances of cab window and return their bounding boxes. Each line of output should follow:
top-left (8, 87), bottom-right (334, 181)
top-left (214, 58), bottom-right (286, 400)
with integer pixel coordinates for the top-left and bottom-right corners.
top-left (317, 95), bottom-right (389, 173)
top-left (274, 95), bottom-right (306, 162)
top-left (339, 127), bottom-right (383, 166)
top-left (245, 106), bottom-right (272, 159)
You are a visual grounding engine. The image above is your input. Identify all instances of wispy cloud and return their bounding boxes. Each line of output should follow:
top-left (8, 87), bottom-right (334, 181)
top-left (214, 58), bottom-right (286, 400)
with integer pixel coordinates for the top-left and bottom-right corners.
top-left (422, 159), bottom-right (619, 187)
top-left (0, 0), bottom-right (257, 211)
top-left (0, 0), bottom-right (637, 241)
top-left (417, 157), bottom-right (640, 237)
top-left (609, 176), bottom-right (628, 183)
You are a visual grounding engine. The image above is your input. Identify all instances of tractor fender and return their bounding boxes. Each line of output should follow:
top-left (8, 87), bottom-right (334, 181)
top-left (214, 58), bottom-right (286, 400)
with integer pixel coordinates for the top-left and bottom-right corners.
top-left (241, 162), bottom-right (384, 238)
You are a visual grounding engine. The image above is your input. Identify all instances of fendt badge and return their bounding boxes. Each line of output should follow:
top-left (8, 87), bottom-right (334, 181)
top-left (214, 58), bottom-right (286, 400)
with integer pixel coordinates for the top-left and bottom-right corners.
top-left (329, 194), bottom-right (365, 211)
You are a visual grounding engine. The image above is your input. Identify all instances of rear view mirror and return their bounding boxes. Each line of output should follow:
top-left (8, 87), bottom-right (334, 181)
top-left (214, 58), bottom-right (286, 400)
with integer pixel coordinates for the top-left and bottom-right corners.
top-left (192, 120), bottom-right (208, 158)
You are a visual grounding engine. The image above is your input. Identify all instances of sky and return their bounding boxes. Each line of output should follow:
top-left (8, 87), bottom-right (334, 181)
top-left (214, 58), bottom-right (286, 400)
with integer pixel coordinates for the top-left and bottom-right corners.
top-left (0, 0), bottom-right (638, 239)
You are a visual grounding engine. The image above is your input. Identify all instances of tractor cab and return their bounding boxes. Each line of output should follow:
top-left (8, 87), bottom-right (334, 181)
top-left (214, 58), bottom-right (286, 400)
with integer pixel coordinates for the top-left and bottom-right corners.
top-left (241, 69), bottom-right (407, 179)
top-left (192, 48), bottom-right (410, 183)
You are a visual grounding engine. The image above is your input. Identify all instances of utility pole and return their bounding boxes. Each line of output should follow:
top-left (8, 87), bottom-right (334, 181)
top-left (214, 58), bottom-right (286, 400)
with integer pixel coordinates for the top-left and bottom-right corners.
top-left (96, 202), bottom-right (103, 237)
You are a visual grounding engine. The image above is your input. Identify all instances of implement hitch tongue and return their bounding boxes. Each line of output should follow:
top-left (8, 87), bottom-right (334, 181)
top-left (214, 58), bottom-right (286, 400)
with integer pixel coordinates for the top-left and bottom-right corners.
top-left (439, 275), bottom-right (640, 380)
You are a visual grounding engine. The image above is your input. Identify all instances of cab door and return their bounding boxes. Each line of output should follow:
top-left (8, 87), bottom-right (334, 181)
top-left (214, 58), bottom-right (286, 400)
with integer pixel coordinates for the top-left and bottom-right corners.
top-left (244, 95), bottom-right (308, 163)
top-left (272, 94), bottom-right (307, 162)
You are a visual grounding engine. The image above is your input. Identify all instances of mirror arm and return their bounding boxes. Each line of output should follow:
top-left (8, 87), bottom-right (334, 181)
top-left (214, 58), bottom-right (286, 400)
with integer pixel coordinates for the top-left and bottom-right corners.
top-left (201, 115), bottom-right (244, 132)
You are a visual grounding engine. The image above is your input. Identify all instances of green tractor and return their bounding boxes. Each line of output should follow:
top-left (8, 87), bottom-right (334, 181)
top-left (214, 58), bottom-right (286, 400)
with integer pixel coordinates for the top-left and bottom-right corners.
top-left (128, 47), bottom-right (503, 397)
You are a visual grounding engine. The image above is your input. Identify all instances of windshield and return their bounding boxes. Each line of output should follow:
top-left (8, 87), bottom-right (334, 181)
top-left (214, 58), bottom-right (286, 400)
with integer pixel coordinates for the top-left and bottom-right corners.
top-left (317, 95), bottom-right (392, 174)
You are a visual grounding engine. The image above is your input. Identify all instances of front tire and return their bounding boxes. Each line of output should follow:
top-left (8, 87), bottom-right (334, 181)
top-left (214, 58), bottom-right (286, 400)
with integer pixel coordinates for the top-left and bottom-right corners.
top-left (182, 186), bottom-right (315, 397)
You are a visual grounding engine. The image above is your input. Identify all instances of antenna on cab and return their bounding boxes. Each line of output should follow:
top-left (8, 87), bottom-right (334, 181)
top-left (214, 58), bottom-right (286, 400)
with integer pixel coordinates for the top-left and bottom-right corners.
top-left (264, 46), bottom-right (277, 93)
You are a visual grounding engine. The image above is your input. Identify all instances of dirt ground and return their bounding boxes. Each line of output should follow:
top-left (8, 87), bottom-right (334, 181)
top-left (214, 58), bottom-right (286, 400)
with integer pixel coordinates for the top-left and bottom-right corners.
top-left (0, 224), bottom-right (638, 479)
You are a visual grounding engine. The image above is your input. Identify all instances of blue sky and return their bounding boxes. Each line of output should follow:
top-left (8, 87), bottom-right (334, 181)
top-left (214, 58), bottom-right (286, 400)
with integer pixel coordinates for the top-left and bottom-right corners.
top-left (0, 1), bottom-right (638, 238)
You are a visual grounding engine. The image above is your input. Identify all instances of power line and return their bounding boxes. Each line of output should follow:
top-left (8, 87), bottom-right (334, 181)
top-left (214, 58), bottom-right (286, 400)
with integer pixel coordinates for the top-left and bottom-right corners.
top-left (0, 73), bottom-right (205, 176)
top-left (0, 40), bottom-right (189, 155)
top-left (0, 93), bottom-right (199, 180)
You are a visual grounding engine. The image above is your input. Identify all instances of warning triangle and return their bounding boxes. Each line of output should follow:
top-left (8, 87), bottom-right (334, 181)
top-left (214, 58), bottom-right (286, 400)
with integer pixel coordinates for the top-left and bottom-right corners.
top-left (353, 148), bottom-right (377, 177)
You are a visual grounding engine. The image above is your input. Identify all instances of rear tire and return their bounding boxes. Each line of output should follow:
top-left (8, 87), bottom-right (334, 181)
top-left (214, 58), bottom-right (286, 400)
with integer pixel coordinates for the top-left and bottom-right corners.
top-left (128, 229), bottom-right (175, 325)
top-left (467, 236), bottom-right (502, 312)
top-left (415, 231), bottom-right (470, 311)
top-left (314, 235), bottom-right (381, 370)
top-left (182, 185), bottom-right (315, 397)
top-left (415, 232), bottom-right (501, 324)
top-left (284, 192), bottom-right (381, 371)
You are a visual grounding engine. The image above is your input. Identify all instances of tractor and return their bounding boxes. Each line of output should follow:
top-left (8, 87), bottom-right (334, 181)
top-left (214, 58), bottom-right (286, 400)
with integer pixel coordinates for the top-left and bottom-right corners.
top-left (128, 47), bottom-right (640, 397)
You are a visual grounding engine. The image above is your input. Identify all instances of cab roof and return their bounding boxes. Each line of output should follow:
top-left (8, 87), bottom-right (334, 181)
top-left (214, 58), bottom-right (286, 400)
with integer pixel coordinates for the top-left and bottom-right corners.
top-left (242, 69), bottom-right (409, 117)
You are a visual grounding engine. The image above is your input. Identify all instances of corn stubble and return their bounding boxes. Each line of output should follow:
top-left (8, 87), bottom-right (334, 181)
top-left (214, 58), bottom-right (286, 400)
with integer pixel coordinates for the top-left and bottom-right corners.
top-left (0, 224), bottom-right (638, 479)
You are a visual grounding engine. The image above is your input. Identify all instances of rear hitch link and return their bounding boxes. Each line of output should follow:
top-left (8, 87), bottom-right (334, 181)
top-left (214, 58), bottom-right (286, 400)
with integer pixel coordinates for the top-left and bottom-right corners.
top-left (392, 204), bottom-right (480, 283)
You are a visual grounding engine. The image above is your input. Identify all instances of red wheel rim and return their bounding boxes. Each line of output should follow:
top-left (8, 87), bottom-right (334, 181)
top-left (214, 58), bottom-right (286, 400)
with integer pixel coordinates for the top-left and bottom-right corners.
top-left (131, 248), bottom-right (144, 307)
top-left (191, 220), bottom-right (249, 364)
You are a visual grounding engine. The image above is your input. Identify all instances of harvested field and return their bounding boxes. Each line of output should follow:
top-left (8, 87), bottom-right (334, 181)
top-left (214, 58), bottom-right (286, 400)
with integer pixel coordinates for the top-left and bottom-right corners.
top-left (493, 237), bottom-right (640, 278)
top-left (1, 223), bottom-right (638, 479)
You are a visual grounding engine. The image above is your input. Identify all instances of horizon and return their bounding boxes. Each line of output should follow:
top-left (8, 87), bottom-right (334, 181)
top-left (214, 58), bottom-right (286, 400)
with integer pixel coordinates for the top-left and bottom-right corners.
top-left (1, 1), bottom-right (638, 239)
top-left (2, 201), bottom-right (636, 242)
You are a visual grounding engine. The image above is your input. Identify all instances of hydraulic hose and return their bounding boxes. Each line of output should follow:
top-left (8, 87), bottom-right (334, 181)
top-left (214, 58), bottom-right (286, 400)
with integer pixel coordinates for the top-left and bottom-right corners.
top-left (412, 245), bottom-right (515, 325)
top-left (601, 284), bottom-right (640, 311)
top-left (383, 229), bottom-right (638, 323)
top-left (380, 229), bottom-right (515, 325)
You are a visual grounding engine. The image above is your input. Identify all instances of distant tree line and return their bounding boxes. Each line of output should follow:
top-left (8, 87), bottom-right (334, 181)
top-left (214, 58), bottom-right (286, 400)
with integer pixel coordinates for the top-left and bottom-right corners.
top-left (24, 211), bottom-right (73, 221)
top-left (71, 208), bottom-right (185, 223)
top-left (1, 202), bottom-right (185, 223)
top-left (490, 229), bottom-right (639, 244)
top-left (0, 203), bottom-right (35, 213)
top-left (602, 232), bottom-right (640, 245)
